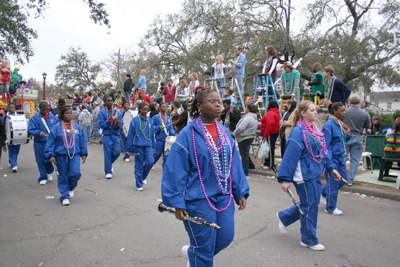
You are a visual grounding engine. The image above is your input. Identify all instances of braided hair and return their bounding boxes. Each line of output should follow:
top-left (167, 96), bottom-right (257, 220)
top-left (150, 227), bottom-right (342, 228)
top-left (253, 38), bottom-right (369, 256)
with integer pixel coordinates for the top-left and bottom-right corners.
top-left (190, 87), bottom-right (217, 118)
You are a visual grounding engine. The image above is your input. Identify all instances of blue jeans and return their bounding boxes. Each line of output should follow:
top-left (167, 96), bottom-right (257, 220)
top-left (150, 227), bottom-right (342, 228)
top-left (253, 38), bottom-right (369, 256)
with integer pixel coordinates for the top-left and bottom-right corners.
top-left (217, 78), bottom-right (225, 98)
top-left (81, 125), bottom-right (91, 143)
top-left (92, 121), bottom-right (100, 140)
top-left (344, 135), bottom-right (363, 184)
top-left (236, 73), bottom-right (244, 107)
top-left (124, 91), bottom-right (131, 106)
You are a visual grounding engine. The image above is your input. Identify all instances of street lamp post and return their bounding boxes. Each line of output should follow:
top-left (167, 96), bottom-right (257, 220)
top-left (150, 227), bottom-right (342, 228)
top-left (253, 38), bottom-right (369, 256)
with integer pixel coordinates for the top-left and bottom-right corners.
top-left (42, 72), bottom-right (47, 100)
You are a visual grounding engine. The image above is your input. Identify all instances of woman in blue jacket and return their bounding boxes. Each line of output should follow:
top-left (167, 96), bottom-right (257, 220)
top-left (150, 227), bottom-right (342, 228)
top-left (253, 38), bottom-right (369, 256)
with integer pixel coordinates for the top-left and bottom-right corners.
top-left (276, 100), bottom-right (341, 251)
top-left (321, 102), bottom-right (351, 215)
top-left (127, 102), bottom-right (155, 191)
top-left (162, 88), bottom-right (249, 266)
top-left (136, 69), bottom-right (147, 94)
top-left (152, 103), bottom-right (176, 169)
top-left (45, 107), bottom-right (88, 206)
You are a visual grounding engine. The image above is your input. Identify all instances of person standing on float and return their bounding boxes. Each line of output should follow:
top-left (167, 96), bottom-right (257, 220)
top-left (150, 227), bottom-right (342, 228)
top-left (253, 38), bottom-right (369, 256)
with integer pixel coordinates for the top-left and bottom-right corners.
top-left (276, 100), bottom-right (341, 251)
top-left (28, 102), bottom-right (58, 185)
top-left (162, 88), bottom-right (249, 266)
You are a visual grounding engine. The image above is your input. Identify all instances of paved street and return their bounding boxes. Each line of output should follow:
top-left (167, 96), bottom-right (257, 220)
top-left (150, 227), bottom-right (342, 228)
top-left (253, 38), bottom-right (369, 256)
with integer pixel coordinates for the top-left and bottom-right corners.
top-left (1, 142), bottom-right (399, 267)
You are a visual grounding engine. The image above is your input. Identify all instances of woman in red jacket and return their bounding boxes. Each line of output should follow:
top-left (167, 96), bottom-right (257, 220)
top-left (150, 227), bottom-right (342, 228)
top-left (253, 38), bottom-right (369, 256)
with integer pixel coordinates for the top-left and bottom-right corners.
top-left (261, 100), bottom-right (280, 173)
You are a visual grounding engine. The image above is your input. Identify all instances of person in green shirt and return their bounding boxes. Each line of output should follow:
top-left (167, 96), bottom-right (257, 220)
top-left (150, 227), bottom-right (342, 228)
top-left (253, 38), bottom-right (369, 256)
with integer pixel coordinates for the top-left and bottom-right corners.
top-left (280, 61), bottom-right (301, 104)
top-left (304, 62), bottom-right (324, 101)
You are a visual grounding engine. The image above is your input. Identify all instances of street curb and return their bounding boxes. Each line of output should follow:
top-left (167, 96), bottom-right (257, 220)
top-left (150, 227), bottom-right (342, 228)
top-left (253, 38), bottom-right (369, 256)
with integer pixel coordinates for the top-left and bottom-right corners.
top-left (249, 169), bottom-right (400, 202)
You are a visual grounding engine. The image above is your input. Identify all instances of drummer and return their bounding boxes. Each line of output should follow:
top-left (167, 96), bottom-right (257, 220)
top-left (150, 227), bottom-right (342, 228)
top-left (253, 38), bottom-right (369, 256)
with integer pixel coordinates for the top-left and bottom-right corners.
top-left (98, 96), bottom-right (123, 179)
top-left (152, 103), bottom-right (176, 169)
top-left (120, 101), bottom-right (131, 162)
top-left (28, 102), bottom-right (58, 185)
top-left (2, 103), bottom-right (21, 173)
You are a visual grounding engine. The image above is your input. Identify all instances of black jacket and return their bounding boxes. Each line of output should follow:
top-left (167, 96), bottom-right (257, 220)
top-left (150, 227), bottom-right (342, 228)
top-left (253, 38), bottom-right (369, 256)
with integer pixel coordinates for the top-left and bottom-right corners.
top-left (0, 119), bottom-right (6, 147)
top-left (220, 108), bottom-right (241, 132)
top-left (123, 78), bottom-right (134, 92)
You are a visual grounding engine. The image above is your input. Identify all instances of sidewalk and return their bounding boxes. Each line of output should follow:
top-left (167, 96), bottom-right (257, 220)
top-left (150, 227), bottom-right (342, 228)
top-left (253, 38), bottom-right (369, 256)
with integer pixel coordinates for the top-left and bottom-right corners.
top-left (248, 164), bottom-right (400, 202)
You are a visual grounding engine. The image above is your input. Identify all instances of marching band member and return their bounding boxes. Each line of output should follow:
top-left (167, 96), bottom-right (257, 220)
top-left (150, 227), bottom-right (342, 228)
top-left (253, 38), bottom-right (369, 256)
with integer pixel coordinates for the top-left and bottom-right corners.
top-left (152, 103), bottom-right (176, 169)
top-left (2, 103), bottom-right (21, 172)
top-left (28, 102), bottom-right (58, 185)
top-left (127, 102), bottom-right (155, 191)
top-left (321, 102), bottom-right (351, 215)
top-left (276, 100), bottom-right (341, 251)
top-left (162, 88), bottom-right (249, 266)
top-left (98, 96), bottom-right (123, 179)
top-left (120, 101), bottom-right (131, 162)
top-left (45, 107), bottom-right (88, 206)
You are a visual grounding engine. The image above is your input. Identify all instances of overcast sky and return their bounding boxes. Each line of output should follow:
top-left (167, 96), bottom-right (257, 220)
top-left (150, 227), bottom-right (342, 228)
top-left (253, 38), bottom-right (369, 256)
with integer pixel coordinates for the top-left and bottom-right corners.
top-left (12, 0), bottom-right (182, 84)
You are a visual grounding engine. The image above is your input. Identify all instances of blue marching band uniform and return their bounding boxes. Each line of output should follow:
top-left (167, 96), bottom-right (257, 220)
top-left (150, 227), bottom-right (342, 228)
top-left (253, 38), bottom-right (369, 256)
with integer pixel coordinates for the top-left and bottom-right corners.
top-left (98, 107), bottom-right (123, 177)
top-left (321, 118), bottom-right (351, 213)
top-left (162, 120), bottom-right (249, 266)
top-left (44, 122), bottom-right (88, 202)
top-left (277, 124), bottom-right (334, 247)
top-left (28, 112), bottom-right (58, 183)
top-left (127, 115), bottom-right (155, 189)
top-left (2, 112), bottom-right (21, 171)
top-left (152, 113), bottom-right (176, 169)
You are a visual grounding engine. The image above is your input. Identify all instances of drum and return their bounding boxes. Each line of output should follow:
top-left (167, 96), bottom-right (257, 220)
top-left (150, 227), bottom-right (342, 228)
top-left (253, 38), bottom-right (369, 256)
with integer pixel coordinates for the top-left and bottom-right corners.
top-left (164, 136), bottom-right (177, 155)
top-left (4, 115), bottom-right (31, 145)
top-left (122, 110), bottom-right (136, 137)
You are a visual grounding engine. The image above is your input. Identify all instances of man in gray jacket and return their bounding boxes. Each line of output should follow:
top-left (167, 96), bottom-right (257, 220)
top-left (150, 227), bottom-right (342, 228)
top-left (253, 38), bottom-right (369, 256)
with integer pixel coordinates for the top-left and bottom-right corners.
top-left (78, 105), bottom-right (93, 144)
top-left (342, 97), bottom-right (371, 185)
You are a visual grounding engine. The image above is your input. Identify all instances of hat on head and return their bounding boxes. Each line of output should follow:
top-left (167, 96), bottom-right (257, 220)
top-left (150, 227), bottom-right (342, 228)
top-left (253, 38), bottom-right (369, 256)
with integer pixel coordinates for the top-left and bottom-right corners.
top-left (58, 99), bottom-right (65, 105)
top-left (74, 90), bottom-right (80, 96)
top-left (284, 61), bottom-right (293, 67)
top-left (168, 78), bottom-right (173, 82)
top-left (395, 117), bottom-right (400, 123)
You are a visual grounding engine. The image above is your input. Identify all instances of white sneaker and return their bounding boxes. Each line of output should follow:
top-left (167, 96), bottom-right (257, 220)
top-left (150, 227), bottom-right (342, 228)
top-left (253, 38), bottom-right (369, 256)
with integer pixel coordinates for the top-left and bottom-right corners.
top-left (246, 176), bottom-right (250, 179)
top-left (12, 166), bottom-right (17, 173)
top-left (142, 180), bottom-right (147, 185)
top-left (106, 173), bottom-right (112, 179)
top-left (325, 208), bottom-right (343, 216)
top-left (124, 158), bottom-right (130, 162)
top-left (62, 199), bottom-right (70, 206)
top-left (182, 245), bottom-right (190, 267)
top-left (320, 195), bottom-right (326, 206)
top-left (300, 241), bottom-right (325, 251)
top-left (39, 180), bottom-right (47, 185)
top-left (47, 174), bottom-right (53, 181)
top-left (262, 166), bottom-right (270, 170)
top-left (136, 187), bottom-right (143, 191)
top-left (69, 191), bottom-right (74, 197)
top-left (276, 212), bottom-right (286, 234)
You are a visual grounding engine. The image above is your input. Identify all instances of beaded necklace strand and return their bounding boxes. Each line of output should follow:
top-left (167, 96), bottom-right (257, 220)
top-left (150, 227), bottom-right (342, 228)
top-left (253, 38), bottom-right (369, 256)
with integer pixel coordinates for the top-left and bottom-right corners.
top-left (297, 119), bottom-right (327, 174)
top-left (192, 117), bottom-right (233, 212)
top-left (138, 115), bottom-right (151, 140)
top-left (61, 121), bottom-right (76, 159)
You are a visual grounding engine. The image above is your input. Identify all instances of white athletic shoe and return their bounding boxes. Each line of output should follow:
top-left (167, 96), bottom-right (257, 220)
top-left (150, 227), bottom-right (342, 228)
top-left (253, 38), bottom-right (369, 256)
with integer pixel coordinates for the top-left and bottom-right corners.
top-left (12, 166), bottom-right (17, 173)
top-left (106, 173), bottom-right (112, 179)
top-left (262, 166), bottom-right (270, 170)
top-left (69, 191), bottom-right (74, 197)
top-left (62, 199), bottom-right (70, 206)
top-left (325, 208), bottom-right (343, 216)
top-left (47, 174), bottom-right (53, 181)
top-left (136, 187), bottom-right (143, 191)
top-left (142, 180), bottom-right (147, 185)
top-left (276, 212), bottom-right (287, 234)
top-left (246, 176), bottom-right (250, 179)
top-left (124, 158), bottom-right (130, 162)
top-left (39, 180), bottom-right (47, 185)
top-left (300, 241), bottom-right (325, 251)
top-left (182, 245), bottom-right (190, 267)
top-left (320, 195), bottom-right (326, 206)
